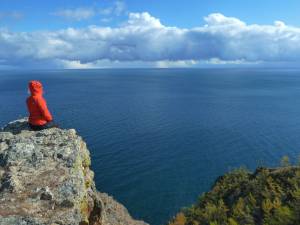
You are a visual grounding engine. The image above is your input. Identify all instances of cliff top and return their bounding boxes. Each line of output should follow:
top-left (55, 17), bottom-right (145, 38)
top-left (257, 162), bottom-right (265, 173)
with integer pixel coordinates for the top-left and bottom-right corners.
top-left (0, 118), bottom-right (148, 225)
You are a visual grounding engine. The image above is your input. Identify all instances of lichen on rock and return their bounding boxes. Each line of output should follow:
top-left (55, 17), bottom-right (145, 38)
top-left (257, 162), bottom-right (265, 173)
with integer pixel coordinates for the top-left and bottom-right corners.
top-left (0, 118), bottom-right (148, 225)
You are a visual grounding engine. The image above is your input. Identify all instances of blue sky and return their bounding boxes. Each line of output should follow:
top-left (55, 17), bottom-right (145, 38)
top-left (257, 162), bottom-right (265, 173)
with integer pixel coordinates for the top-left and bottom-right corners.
top-left (1, 0), bottom-right (300, 69)
top-left (2, 0), bottom-right (300, 31)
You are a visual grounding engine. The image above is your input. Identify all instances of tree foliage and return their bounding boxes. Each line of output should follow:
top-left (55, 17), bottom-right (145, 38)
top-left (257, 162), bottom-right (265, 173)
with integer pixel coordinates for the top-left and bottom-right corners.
top-left (169, 166), bottom-right (300, 225)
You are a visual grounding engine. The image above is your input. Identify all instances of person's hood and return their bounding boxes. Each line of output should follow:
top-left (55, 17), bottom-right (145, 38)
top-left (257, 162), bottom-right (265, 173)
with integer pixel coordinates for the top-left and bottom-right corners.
top-left (29, 80), bottom-right (43, 96)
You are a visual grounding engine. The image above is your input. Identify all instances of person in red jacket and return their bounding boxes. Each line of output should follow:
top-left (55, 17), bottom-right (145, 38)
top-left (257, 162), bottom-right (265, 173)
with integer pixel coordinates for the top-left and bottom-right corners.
top-left (26, 80), bottom-right (57, 131)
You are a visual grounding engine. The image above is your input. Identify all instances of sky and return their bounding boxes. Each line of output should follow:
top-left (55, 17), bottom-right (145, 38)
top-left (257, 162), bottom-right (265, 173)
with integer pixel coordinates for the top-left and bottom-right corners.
top-left (1, 0), bottom-right (300, 69)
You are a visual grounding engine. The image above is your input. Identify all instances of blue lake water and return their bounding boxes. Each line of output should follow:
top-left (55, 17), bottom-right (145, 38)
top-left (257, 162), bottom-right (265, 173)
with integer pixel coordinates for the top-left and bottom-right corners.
top-left (1, 68), bottom-right (300, 225)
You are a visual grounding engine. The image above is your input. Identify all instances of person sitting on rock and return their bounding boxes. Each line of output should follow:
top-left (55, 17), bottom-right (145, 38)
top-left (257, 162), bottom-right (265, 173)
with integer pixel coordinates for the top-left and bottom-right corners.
top-left (26, 80), bottom-right (57, 131)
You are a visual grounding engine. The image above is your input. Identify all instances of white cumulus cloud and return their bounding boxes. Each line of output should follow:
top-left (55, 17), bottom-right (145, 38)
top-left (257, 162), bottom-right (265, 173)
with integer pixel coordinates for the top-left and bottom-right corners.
top-left (1, 12), bottom-right (300, 69)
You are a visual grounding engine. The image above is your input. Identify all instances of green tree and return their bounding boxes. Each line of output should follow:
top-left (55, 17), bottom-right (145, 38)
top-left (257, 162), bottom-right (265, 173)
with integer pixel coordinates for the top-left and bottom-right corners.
top-left (281, 156), bottom-right (290, 167)
top-left (173, 166), bottom-right (300, 225)
top-left (228, 218), bottom-right (239, 225)
top-left (268, 206), bottom-right (295, 225)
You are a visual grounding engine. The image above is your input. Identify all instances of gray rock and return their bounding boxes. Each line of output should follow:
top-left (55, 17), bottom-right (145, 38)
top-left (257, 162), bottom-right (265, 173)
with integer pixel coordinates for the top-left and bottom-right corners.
top-left (0, 118), bottom-right (148, 225)
top-left (39, 187), bottom-right (53, 201)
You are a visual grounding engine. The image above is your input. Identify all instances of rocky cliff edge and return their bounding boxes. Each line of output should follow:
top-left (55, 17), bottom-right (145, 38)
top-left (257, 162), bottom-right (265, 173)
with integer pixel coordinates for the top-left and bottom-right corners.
top-left (0, 118), bottom-right (148, 225)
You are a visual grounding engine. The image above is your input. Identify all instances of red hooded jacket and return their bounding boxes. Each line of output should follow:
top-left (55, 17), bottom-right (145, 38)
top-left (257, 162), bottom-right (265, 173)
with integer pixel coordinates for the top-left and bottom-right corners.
top-left (26, 81), bottom-right (53, 126)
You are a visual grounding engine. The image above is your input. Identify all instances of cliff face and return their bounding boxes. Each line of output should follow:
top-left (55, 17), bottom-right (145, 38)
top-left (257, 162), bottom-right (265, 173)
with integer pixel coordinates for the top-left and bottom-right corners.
top-left (0, 118), bottom-right (148, 225)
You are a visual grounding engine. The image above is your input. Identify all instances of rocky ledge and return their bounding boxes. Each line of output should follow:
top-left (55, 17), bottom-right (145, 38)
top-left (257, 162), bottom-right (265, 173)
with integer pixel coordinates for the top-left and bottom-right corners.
top-left (0, 118), bottom-right (148, 225)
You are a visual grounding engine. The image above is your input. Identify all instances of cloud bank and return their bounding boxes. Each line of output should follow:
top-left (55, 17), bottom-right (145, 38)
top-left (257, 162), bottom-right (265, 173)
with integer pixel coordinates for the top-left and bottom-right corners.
top-left (1, 12), bottom-right (300, 69)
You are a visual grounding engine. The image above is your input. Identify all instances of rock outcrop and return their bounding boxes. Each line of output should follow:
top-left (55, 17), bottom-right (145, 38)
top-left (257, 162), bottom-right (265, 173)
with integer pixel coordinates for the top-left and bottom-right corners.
top-left (0, 118), bottom-right (148, 225)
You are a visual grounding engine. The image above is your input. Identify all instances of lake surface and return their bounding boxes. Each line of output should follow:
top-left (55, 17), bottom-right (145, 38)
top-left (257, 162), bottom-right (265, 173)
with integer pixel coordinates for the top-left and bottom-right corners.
top-left (1, 68), bottom-right (300, 225)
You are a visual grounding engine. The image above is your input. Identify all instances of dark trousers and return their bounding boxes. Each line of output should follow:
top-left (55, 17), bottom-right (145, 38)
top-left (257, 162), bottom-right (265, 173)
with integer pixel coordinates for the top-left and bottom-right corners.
top-left (29, 121), bottom-right (58, 131)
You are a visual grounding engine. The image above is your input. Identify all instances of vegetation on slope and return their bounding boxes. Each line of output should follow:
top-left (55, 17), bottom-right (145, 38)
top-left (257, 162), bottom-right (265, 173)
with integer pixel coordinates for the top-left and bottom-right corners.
top-left (169, 157), bottom-right (300, 225)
